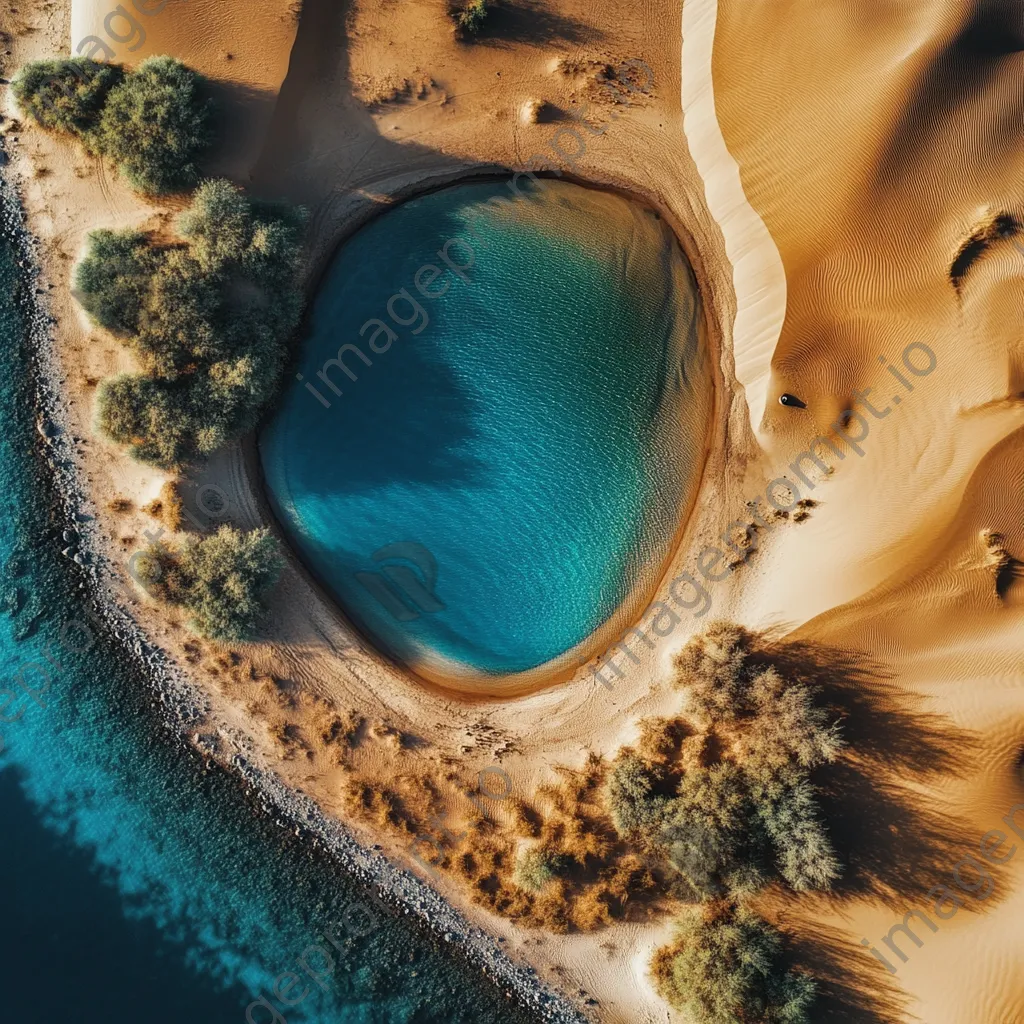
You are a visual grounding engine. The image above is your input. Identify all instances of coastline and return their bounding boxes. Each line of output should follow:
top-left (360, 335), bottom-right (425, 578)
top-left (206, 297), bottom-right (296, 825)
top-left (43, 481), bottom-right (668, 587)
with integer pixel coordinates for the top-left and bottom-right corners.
top-left (0, 150), bottom-right (592, 1024)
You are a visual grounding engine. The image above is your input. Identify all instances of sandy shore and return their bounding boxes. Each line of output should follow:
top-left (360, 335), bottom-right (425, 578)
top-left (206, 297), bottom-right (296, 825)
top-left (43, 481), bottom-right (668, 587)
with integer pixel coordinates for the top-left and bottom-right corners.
top-left (5, 0), bottom-right (1024, 1020)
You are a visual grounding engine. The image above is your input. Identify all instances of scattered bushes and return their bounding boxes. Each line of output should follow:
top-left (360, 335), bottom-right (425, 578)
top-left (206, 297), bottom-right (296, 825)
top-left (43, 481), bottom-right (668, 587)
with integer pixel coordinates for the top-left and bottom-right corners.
top-left (651, 907), bottom-right (815, 1024)
top-left (630, 624), bottom-right (844, 1021)
top-left (135, 525), bottom-right (283, 640)
top-left (81, 180), bottom-right (306, 468)
top-left (11, 56), bottom-right (212, 194)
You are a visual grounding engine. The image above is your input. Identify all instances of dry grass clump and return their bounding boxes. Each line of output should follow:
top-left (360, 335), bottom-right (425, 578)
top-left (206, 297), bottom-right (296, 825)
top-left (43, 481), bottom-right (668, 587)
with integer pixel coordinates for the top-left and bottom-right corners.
top-left (359, 73), bottom-right (435, 108)
top-left (142, 480), bottom-right (184, 532)
top-left (509, 798), bottom-right (542, 837)
top-left (108, 496), bottom-right (133, 513)
top-left (344, 782), bottom-right (414, 833)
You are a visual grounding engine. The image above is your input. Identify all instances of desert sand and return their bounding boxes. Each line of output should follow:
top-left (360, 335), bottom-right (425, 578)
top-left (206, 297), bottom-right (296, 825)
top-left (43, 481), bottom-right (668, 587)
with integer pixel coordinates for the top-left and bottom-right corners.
top-left (3, 0), bottom-right (1024, 1020)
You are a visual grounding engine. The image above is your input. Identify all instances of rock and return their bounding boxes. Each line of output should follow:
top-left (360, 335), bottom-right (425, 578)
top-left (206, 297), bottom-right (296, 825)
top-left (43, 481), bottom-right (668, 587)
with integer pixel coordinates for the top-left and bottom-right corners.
top-left (36, 415), bottom-right (58, 439)
top-left (61, 546), bottom-right (74, 558)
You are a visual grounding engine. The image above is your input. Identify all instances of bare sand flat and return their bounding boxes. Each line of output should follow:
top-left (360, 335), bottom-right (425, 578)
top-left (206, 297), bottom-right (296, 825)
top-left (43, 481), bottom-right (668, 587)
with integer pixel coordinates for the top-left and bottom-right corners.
top-left (4, 0), bottom-right (1024, 1019)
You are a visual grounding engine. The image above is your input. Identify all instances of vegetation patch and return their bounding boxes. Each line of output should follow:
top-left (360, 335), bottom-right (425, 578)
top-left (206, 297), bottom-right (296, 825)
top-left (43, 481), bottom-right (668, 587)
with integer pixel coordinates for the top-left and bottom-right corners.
top-left (333, 623), bottom-right (844, 1017)
top-left (79, 179), bottom-right (306, 468)
top-left (12, 56), bottom-right (213, 195)
top-left (134, 525), bottom-right (283, 641)
top-left (607, 622), bottom-right (844, 898)
top-left (454, 0), bottom-right (489, 36)
top-left (651, 906), bottom-right (815, 1024)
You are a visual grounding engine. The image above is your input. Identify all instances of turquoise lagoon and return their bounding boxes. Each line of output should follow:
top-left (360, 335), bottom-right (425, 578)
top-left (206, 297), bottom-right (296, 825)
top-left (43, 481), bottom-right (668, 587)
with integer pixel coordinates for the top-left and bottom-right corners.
top-left (0, 202), bottom-right (537, 1023)
top-left (260, 180), bottom-right (710, 679)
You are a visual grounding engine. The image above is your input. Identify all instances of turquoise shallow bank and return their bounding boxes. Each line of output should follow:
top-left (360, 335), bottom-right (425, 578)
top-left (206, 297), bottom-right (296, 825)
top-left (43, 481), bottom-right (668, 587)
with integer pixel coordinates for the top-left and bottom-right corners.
top-left (0, 199), bottom-right (538, 1022)
top-left (260, 180), bottom-right (710, 679)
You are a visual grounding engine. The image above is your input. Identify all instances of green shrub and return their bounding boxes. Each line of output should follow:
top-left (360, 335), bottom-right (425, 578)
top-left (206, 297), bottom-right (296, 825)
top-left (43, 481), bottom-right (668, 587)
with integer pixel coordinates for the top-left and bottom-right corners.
top-left (95, 374), bottom-right (195, 468)
top-left (132, 250), bottom-right (222, 376)
top-left (82, 182), bottom-right (306, 469)
top-left (178, 177), bottom-right (254, 271)
top-left (11, 58), bottom-right (123, 139)
top-left (455, 0), bottom-right (489, 34)
top-left (753, 780), bottom-right (841, 891)
top-left (94, 56), bottom-right (213, 194)
top-left (660, 764), bottom-right (757, 899)
top-left (137, 526), bottom-right (284, 641)
top-left (652, 907), bottom-right (815, 1024)
top-left (738, 666), bottom-right (844, 774)
top-left (12, 55), bottom-right (212, 195)
top-left (74, 229), bottom-right (162, 335)
top-left (514, 848), bottom-right (570, 892)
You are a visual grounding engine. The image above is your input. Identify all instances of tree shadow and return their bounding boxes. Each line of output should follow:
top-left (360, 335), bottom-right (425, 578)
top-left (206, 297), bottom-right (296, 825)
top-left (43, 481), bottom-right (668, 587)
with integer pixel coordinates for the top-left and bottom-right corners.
top-left (752, 636), bottom-right (999, 908)
top-left (787, 920), bottom-right (910, 1024)
top-left (469, 0), bottom-right (597, 48)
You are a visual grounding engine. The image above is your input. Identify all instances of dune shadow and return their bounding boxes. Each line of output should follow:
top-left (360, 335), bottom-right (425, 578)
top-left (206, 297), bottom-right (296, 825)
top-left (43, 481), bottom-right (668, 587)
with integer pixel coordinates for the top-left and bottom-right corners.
top-left (874, 0), bottom-right (1024, 190)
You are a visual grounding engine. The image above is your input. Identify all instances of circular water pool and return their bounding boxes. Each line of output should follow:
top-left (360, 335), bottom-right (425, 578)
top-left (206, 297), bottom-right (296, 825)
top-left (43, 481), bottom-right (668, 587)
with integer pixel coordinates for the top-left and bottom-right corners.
top-left (260, 179), bottom-right (711, 682)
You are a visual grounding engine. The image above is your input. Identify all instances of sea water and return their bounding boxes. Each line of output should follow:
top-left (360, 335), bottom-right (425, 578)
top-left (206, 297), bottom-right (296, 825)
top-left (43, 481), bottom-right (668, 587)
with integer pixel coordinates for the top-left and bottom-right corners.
top-left (260, 179), bottom-right (709, 679)
top-left (0, 200), bottom-right (535, 1023)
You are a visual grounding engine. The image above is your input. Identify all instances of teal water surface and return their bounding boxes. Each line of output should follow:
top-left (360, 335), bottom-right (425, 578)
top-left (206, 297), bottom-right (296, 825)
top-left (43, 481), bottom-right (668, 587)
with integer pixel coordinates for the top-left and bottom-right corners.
top-left (0, 198), bottom-right (538, 1023)
top-left (260, 180), bottom-right (709, 678)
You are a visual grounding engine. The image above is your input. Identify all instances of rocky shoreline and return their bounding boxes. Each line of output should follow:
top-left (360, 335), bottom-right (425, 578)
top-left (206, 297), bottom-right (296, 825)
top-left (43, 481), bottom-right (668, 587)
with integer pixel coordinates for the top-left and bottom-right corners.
top-left (0, 147), bottom-right (591, 1024)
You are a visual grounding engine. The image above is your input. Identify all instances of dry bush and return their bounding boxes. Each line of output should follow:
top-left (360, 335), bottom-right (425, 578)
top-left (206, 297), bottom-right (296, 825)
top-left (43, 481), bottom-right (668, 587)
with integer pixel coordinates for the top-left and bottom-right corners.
top-left (509, 798), bottom-right (542, 838)
top-left (142, 480), bottom-right (184, 531)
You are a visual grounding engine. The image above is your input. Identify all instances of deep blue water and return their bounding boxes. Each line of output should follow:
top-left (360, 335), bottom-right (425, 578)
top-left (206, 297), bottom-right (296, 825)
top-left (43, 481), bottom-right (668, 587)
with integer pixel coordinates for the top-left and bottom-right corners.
top-left (0, 198), bottom-right (536, 1023)
top-left (260, 180), bottom-right (709, 679)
